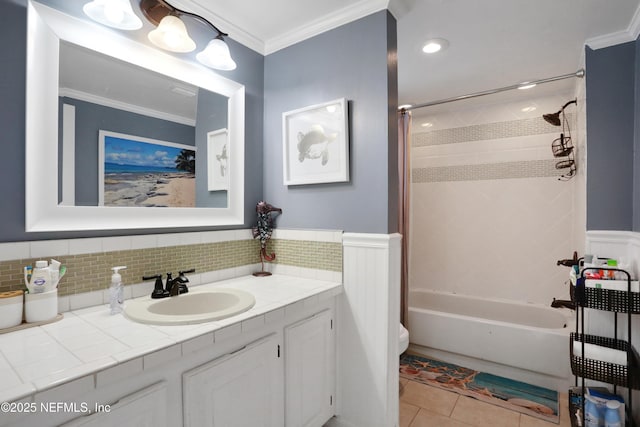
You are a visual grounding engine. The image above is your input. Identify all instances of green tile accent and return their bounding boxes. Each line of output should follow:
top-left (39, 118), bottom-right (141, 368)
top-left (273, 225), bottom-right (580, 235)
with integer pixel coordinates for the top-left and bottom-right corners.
top-left (0, 238), bottom-right (343, 297)
top-left (413, 113), bottom-right (574, 147)
top-left (266, 240), bottom-right (343, 272)
top-left (412, 159), bottom-right (561, 182)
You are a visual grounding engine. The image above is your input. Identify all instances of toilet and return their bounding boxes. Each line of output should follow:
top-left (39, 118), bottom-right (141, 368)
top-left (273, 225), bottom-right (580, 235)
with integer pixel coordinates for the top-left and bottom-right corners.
top-left (399, 323), bottom-right (409, 354)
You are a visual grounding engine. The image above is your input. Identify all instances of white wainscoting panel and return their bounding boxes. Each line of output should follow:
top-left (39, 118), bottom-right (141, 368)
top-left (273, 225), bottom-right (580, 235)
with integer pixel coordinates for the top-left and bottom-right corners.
top-left (333, 233), bottom-right (401, 427)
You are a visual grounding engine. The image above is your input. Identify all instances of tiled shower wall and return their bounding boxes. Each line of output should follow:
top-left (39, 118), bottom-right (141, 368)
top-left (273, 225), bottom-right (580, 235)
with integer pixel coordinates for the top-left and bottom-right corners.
top-left (0, 229), bottom-right (343, 302)
top-left (409, 92), bottom-right (586, 305)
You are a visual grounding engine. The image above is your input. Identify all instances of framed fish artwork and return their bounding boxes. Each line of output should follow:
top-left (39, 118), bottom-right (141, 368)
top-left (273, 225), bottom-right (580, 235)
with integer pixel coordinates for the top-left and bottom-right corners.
top-left (282, 98), bottom-right (349, 185)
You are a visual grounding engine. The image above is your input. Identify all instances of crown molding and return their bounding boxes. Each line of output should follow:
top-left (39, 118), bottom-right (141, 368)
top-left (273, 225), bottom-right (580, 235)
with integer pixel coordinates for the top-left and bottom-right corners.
top-left (585, 2), bottom-right (640, 50)
top-left (160, 0), bottom-right (400, 56)
top-left (59, 88), bottom-right (196, 126)
top-left (169, 0), bottom-right (266, 54)
top-left (387, 0), bottom-right (414, 20)
top-left (264, 0), bottom-right (390, 55)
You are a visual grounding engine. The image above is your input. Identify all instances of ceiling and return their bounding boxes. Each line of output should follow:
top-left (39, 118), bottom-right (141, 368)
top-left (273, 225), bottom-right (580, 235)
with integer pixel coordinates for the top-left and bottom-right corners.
top-left (396, 0), bottom-right (640, 111)
top-left (50, 0), bottom-right (640, 120)
top-left (59, 42), bottom-right (201, 125)
top-left (181, 0), bottom-right (640, 112)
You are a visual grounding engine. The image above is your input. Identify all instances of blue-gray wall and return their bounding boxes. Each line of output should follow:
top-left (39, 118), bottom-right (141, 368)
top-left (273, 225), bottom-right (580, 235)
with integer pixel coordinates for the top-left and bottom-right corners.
top-left (2, 0), bottom-right (396, 241)
top-left (263, 11), bottom-right (398, 234)
top-left (635, 37), bottom-right (640, 231)
top-left (0, 0), bottom-right (263, 241)
top-left (1, 0), bottom-right (28, 241)
top-left (586, 42), bottom-right (636, 231)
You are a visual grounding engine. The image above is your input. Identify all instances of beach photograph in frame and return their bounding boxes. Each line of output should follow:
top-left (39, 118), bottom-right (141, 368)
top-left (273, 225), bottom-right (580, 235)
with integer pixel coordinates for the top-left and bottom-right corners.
top-left (207, 128), bottom-right (229, 191)
top-left (282, 98), bottom-right (349, 185)
top-left (98, 130), bottom-right (196, 207)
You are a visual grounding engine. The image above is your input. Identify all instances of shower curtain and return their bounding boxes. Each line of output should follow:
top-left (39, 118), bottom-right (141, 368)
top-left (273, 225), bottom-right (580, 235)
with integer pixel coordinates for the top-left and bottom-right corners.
top-left (398, 110), bottom-right (411, 326)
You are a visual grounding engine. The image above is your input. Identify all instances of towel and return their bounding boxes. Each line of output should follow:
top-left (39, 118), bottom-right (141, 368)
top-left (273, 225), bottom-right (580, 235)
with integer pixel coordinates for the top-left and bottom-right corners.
top-left (573, 341), bottom-right (627, 366)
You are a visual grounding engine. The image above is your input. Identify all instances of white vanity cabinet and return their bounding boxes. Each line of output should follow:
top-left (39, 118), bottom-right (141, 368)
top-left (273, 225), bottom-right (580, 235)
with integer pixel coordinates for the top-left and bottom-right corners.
top-left (181, 307), bottom-right (336, 427)
top-left (61, 382), bottom-right (168, 427)
top-left (284, 309), bottom-right (335, 427)
top-left (182, 334), bottom-right (283, 427)
top-left (2, 292), bottom-right (339, 427)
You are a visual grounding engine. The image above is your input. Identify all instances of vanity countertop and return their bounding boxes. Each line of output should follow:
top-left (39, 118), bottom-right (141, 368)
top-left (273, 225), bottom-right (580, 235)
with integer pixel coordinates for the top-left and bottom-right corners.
top-left (0, 274), bottom-right (342, 403)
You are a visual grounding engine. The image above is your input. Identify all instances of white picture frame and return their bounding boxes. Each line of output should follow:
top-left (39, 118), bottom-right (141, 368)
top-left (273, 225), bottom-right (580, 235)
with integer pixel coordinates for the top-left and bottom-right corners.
top-left (282, 98), bottom-right (349, 185)
top-left (207, 128), bottom-right (229, 191)
top-left (98, 130), bottom-right (196, 207)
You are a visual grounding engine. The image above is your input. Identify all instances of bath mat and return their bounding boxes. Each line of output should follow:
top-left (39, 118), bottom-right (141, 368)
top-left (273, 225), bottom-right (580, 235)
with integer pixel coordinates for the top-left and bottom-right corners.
top-left (400, 353), bottom-right (559, 424)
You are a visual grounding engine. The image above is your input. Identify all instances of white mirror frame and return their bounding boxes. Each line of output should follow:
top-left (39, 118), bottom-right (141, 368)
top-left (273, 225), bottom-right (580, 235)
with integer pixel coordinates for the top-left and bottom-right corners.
top-left (26, 1), bottom-right (245, 232)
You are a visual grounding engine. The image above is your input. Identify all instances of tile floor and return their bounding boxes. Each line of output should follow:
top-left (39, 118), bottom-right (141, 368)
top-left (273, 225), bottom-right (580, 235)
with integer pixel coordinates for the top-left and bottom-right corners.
top-left (400, 378), bottom-right (573, 427)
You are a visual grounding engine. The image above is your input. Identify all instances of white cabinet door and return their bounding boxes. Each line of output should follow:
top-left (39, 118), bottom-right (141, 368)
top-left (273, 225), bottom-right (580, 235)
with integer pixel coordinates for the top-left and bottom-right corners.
top-left (285, 309), bottom-right (335, 427)
top-left (183, 334), bottom-right (283, 427)
top-left (61, 382), bottom-right (167, 427)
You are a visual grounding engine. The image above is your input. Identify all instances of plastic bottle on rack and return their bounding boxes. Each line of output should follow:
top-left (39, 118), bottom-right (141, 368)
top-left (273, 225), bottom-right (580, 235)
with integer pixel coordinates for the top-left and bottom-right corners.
top-left (584, 396), bottom-right (602, 427)
top-left (604, 400), bottom-right (622, 427)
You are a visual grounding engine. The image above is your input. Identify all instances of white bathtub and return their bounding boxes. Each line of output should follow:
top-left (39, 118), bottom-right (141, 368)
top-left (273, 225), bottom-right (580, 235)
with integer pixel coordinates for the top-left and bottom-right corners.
top-left (408, 289), bottom-right (574, 387)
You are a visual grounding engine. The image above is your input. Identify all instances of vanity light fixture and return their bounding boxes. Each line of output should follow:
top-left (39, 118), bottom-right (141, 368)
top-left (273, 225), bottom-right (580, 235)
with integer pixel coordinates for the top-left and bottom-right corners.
top-left (82, 0), bottom-right (142, 30)
top-left (398, 104), bottom-right (413, 110)
top-left (83, 0), bottom-right (237, 70)
top-left (147, 14), bottom-right (196, 53)
top-left (140, 0), bottom-right (236, 70)
top-left (195, 38), bottom-right (236, 71)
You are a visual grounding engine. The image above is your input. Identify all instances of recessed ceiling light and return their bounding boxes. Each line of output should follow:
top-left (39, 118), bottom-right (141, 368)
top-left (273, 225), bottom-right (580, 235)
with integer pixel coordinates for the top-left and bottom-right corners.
top-left (398, 104), bottom-right (413, 110)
top-left (171, 86), bottom-right (197, 97)
top-left (422, 38), bottom-right (449, 54)
top-left (521, 106), bottom-right (537, 112)
top-left (421, 122), bottom-right (433, 128)
top-left (518, 82), bottom-right (537, 90)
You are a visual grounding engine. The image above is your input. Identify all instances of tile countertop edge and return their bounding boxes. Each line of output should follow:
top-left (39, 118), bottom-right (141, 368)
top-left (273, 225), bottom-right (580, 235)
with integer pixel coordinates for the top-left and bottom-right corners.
top-left (0, 274), bottom-right (343, 404)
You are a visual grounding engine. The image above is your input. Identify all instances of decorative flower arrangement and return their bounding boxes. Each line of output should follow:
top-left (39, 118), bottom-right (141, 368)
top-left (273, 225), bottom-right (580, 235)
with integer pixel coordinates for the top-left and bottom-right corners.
top-left (252, 201), bottom-right (282, 277)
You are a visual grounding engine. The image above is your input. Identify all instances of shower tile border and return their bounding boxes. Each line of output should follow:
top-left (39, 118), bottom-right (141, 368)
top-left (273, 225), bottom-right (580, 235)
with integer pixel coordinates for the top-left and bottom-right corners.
top-left (412, 159), bottom-right (561, 182)
top-left (413, 113), bottom-right (575, 147)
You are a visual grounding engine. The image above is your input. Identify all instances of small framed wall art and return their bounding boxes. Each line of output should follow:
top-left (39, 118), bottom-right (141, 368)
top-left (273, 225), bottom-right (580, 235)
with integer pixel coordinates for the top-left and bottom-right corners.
top-left (207, 128), bottom-right (229, 191)
top-left (282, 98), bottom-right (349, 185)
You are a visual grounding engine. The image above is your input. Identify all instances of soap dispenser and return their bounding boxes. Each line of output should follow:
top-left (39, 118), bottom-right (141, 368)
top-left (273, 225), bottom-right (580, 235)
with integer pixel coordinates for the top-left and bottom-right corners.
top-left (109, 266), bottom-right (127, 315)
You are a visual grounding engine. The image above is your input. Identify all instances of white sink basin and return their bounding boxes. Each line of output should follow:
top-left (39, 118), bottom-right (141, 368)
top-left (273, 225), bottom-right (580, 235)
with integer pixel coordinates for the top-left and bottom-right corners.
top-left (124, 288), bottom-right (256, 325)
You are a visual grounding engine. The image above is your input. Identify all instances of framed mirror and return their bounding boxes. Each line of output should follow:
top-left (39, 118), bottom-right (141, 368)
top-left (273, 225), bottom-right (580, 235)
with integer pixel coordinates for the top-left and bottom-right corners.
top-left (26, 1), bottom-right (245, 231)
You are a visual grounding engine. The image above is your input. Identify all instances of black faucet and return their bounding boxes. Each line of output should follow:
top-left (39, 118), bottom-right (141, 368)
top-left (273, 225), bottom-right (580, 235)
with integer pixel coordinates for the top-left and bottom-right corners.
top-left (143, 269), bottom-right (194, 298)
top-left (143, 274), bottom-right (169, 299)
top-left (551, 298), bottom-right (575, 310)
top-left (166, 269), bottom-right (195, 296)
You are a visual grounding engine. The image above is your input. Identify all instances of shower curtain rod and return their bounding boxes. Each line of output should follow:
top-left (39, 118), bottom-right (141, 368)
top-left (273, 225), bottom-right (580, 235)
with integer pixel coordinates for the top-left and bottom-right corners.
top-left (403, 69), bottom-right (585, 111)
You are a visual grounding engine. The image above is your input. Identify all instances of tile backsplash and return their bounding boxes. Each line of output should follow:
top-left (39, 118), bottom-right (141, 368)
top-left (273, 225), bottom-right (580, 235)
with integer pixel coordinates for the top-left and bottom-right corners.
top-left (0, 229), bottom-right (343, 299)
top-left (412, 114), bottom-right (571, 147)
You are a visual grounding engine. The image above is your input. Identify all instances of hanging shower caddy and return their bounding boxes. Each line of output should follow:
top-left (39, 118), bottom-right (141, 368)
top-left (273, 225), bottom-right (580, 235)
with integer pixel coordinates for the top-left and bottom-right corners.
top-left (545, 99), bottom-right (577, 180)
top-left (568, 266), bottom-right (639, 427)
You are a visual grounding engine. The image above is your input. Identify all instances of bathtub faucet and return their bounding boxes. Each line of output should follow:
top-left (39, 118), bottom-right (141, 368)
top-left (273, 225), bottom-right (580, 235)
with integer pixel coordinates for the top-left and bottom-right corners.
top-left (551, 298), bottom-right (575, 310)
top-left (556, 251), bottom-right (579, 267)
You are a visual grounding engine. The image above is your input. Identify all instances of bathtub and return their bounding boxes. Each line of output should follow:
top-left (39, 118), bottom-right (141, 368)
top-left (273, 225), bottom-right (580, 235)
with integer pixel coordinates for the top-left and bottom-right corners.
top-left (408, 289), bottom-right (574, 387)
